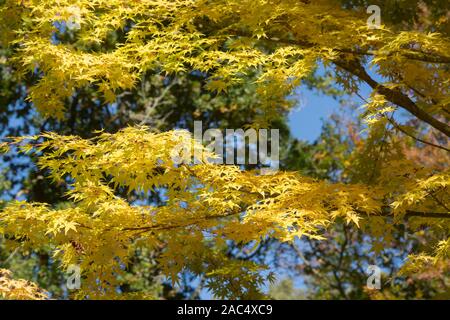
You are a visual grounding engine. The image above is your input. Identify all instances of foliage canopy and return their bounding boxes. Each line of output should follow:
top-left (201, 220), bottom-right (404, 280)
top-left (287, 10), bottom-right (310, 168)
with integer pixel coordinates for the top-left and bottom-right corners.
top-left (0, 0), bottom-right (449, 299)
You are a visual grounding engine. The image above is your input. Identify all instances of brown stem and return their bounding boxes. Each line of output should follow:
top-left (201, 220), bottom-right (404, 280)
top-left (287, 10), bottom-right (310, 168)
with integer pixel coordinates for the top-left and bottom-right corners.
top-left (334, 58), bottom-right (450, 137)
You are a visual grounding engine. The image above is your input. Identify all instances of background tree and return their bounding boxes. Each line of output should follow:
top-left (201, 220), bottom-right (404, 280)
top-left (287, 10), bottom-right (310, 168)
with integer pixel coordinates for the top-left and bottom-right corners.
top-left (0, 0), bottom-right (448, 299)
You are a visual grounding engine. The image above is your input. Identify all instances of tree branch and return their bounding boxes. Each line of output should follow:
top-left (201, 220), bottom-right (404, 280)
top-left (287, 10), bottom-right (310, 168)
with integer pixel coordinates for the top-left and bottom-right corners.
top-left (223, 30), bottom-right (450, 136)
top-left (386, 116), bottom-right (450, 152)
top-left (333, 58), bottom-right (450, 137)
top-left (355, 208), bottom-right (450, 219)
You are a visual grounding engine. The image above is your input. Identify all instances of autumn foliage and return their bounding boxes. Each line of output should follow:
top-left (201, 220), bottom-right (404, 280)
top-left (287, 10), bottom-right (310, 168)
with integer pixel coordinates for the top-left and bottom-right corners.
top-left (0, 0), bottom-right (448, 299)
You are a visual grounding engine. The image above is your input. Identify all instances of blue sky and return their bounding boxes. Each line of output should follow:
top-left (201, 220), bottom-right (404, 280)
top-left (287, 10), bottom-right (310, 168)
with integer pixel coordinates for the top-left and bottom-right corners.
top-left (288, 88), bottom-right (340, 142)
top-left (288, 66), bottom-right (387, 143)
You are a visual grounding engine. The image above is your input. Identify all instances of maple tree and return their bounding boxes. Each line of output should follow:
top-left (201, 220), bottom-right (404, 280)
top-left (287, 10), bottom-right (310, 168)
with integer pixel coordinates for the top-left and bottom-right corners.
top-left (0, 268), bottom-right (48, 300)
top-left (271, 111), bottom-right (450, 299)
top-left (0, 0), bottom-right (448, 299)
top-left (0, 32), bottom-right (286, 298)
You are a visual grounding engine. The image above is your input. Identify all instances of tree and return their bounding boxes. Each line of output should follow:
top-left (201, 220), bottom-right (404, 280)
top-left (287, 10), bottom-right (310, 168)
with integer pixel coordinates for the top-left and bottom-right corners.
top-left (0, 0), bottom-right (448, 299)
top-left (0, 26), bottom-right (290, 299)
top-left (0, 38), bottom-right (289, 299)
top-left (272, 110), bottom-right (450, 300)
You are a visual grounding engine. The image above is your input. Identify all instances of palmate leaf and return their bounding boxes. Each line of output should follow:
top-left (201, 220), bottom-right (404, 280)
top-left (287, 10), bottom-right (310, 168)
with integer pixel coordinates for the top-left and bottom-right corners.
top-left (1, 127), bottom-right (447, 298)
